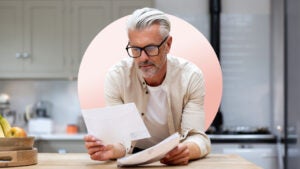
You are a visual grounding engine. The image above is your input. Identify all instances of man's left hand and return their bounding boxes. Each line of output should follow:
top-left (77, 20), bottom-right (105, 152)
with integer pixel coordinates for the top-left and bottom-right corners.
top-left (160, 143), bottom-right (190, 165)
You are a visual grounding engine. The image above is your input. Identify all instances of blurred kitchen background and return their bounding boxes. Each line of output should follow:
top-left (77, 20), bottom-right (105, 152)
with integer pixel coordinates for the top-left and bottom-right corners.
top-left (0, 0), bottom-right (299, 169)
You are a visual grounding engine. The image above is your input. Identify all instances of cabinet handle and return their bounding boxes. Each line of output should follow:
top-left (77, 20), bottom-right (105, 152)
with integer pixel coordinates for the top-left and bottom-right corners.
top-left (58, 149), bottom-right (67, 154)
top-left (239, 144), bottom-right (253, 148)
top-left (22, 52), bottom-right (30, 58)
top-left (15, 53), bottom-right (22, 59)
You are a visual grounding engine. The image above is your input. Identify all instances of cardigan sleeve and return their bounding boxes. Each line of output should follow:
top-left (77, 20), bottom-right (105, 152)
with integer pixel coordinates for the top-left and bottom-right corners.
top-left (180, 69), bottom-right (211, 158)
top-left (104, 69), bottom-right (124, 106)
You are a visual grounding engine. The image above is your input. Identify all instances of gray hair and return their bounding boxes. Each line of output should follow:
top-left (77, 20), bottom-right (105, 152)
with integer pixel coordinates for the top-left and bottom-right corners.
top-left (126, 7), bottom-right (170, 37)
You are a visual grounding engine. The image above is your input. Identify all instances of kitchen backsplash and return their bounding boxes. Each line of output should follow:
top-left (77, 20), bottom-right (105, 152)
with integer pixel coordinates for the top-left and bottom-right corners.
top-left (0, 79), bottom-right (81, 133)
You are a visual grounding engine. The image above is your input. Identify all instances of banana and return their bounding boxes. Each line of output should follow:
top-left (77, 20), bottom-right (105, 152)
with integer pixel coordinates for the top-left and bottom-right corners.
top-left (0, 125), bottom-right (4, 137)
top-left (0, 114), bottom-right (11, 137)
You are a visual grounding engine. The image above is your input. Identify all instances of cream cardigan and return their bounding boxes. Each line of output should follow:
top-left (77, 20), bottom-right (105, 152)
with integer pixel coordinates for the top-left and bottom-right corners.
top-left (104, 55), bottom-right (211, 158)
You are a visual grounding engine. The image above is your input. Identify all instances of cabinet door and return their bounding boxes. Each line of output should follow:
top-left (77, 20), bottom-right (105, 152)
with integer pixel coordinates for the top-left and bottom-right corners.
top-left (36, 140), bottom-right (86, 153)
top-left (112, 0), bottom-right (154, 20)
top-left (70, 0), bottom-right (112, 77)
top-left (212, 143), bottom-right (281, 169)
top-left (0, 0), bottom-right (23, 76)
top-left (23, 0), bottom-right (70, 78)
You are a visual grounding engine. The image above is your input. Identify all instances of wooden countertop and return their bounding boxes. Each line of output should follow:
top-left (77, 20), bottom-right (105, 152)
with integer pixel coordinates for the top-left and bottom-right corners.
top-left (6, 153), bottom-right (262, 169)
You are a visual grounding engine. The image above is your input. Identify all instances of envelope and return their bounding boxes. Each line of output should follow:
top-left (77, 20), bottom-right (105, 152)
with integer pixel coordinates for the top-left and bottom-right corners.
top-left (81, 103), bottom-right (150, 145)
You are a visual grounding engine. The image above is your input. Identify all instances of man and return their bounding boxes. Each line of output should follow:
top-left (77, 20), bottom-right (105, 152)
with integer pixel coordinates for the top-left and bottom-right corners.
top-left (84, 7), bottom-right (211, 165)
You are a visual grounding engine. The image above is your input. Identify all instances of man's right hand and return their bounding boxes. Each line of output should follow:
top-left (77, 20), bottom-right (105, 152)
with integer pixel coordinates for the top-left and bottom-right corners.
top-left (84, 135), bottom-right (126, 161)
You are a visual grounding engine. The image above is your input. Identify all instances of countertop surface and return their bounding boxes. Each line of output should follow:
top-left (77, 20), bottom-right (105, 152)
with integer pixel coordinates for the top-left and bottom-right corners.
top-left (7, 153), bottom-right (262, 169)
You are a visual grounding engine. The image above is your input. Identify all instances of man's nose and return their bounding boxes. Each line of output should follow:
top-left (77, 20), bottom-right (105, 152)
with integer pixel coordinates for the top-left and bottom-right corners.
top-left (139, 50), bottom-right (149, 61)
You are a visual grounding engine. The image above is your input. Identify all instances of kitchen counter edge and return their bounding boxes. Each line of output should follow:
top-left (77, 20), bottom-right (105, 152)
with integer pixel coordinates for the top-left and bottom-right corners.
top-left (30, 133), bottom-right (278, 143)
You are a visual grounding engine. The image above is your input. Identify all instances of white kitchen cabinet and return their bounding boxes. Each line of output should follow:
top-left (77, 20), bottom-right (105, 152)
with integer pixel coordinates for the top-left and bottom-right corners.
top-left (0, 0), bottom-right (153, 78)
top-left (35, 140), bottom-right (86, 153)
top-left (70, 0), bottom-right (154, 77)
top-left (0, 0), bottom-right (24, 74)
top-left (0, 0), bottom-right (71, 78)
top-left (33, 134), bottom-right (87, 153)
top-left (212, 143), bottom-right (284, 169)
top-left (69, 0), bottom-right (112, 78)
top-left (112, 0), bottom-right (154, 20)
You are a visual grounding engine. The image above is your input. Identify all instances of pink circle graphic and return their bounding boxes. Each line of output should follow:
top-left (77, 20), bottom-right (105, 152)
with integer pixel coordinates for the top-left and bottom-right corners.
top-left (78, 15), bottom-right (222, 130)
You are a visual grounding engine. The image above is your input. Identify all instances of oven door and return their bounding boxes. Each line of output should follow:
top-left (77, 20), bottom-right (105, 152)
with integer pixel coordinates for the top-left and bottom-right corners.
top-left (222, 144), bottom-right (281, 169)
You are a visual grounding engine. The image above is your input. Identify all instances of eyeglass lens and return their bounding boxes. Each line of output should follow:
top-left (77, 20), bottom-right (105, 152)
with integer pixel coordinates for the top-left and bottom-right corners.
top-left (126, 36), bottom-right (168, 58)
top-left (128, 46), bottom-right (158, 57)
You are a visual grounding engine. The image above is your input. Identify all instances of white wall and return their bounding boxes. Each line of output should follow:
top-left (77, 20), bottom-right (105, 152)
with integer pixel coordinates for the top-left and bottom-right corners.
top-left (155, 0), bottom-right (275, 129)
top-left (0, 80), bottom-right (81, 133)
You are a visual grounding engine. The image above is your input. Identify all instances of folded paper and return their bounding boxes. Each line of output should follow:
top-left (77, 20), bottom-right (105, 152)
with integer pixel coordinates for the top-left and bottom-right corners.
top-left (82, 103), bottom-right (150, 145)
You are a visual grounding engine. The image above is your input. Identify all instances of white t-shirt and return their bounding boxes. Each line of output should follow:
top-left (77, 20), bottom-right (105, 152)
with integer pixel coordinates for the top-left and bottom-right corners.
top-left (135, 85), bottom-right (169, 149)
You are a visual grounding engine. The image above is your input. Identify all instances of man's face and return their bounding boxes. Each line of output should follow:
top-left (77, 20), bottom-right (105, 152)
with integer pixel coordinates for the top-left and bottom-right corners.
top-left (128, 24), bottom-right (171, 79)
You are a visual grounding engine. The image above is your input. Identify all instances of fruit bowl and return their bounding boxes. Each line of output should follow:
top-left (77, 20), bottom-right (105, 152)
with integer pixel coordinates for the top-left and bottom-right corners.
top-left (0, 137), bottom-right (35, 151)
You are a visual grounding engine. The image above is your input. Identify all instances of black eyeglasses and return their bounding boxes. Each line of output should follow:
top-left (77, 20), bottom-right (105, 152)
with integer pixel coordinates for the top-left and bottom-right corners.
top-left (125, 36), bottom-right (169, 58)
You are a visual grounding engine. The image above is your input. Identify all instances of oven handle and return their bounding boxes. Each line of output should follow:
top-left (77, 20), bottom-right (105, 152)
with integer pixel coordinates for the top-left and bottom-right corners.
top-left (276, 125), bottom-right (283, 169)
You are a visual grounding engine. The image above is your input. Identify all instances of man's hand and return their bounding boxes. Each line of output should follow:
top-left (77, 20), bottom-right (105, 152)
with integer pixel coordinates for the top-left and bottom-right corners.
top-left (160, 141), bottom-right (201, 165)
top-left (160, 143), bottom-right (190, 165)
top-left (84, 135), bottom-right (126, 161)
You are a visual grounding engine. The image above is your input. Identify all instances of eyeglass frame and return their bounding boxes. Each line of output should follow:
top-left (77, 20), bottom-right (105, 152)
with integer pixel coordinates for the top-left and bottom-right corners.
top-left (125, 36), bottom-right (169, 58)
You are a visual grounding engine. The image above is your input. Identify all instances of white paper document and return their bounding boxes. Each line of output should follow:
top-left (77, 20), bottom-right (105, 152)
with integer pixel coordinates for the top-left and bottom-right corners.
top-left (81, 103), bottom-right (150, 145)
top-left (117, 132), bottom-right (180, 167)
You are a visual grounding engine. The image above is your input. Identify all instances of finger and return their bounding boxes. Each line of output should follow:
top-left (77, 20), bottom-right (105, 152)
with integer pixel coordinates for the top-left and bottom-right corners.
top-left (164, 148), bottom-right (189, 164)
top-left (161, 145), bottom-right (189, 165)
top-left (164, 156), bottom-right (189, 165)
top-left (85, 140), bottom-right (104, 149)
top-left (90, 149), bottom-right (113, 161)
top-left (84, 135), bottom-right (104, 143)
top-left (166, 144), bottom-right (187, 157)
top-left (87, 146), bottom-right (104, 155)
top-left (90, 151), bottom-right (107, 161)
top-left (164, 144), bottom-right (187, 161)
top-left (84, 135), bottom-right (96, 141)
top-left (102, 144), bottom-right (114, 151)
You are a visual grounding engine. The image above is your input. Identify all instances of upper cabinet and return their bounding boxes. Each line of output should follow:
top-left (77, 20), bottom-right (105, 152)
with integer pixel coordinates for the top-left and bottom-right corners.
top-left (0, 0), bottom-right (153, 79)
top-left (0, 0), bottom-right (70, 78)
top-left (0, 0), bottom-right (23, 74)
top-left (70, 0), bottom-right (153, 77)
top-left (69, 0), bottom-right (112, 78)
top-left (112, 0), bottom-right (154, 20)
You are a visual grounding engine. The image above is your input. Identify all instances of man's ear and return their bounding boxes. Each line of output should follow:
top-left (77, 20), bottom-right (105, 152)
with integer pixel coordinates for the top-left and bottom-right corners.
top-left (165, 36), bottom-right (172, 53)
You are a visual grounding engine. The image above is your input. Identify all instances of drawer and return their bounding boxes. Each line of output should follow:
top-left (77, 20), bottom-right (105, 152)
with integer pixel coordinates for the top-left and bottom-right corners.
top-left (35, 140), bottom-right (86, 153)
